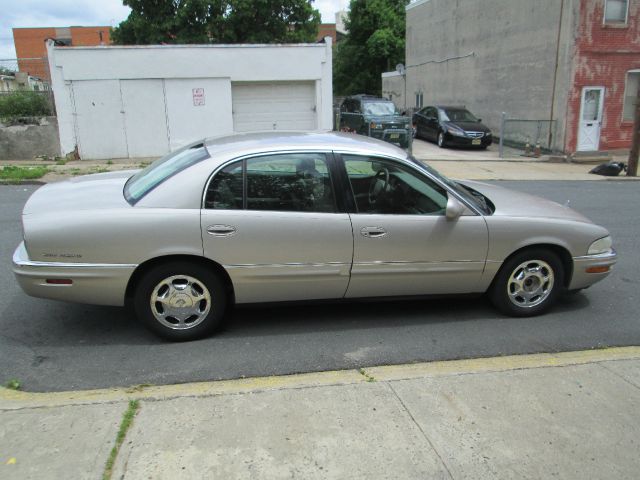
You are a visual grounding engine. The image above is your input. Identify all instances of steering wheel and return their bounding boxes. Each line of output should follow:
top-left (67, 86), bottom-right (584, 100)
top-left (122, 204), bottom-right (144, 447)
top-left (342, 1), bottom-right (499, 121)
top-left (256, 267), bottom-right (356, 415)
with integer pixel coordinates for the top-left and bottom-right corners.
top-left (368, 168), bottom-right (390, 204)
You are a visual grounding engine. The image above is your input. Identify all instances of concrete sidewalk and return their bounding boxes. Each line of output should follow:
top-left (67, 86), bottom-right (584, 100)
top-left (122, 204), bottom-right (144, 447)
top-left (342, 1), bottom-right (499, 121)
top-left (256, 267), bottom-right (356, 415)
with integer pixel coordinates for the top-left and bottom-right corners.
top-left (2, 347), bottom-right (639, 479)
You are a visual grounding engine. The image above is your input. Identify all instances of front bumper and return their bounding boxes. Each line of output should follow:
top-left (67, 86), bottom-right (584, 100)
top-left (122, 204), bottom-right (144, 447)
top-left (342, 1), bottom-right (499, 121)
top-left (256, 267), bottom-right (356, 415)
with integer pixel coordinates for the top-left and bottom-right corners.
top-left (445, 133), bottom-right (493, 147)
top-left (370, 128), bottom-right (411, 148)
top-left (12, 242), bottom-right (136, 306)
top-left (569, 250), bottom-right (617, 290)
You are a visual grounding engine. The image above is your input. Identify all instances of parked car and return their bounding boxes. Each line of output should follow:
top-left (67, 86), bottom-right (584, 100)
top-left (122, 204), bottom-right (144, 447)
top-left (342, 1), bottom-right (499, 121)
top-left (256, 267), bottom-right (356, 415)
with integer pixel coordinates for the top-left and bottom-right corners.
top-left (13, 132), bottom-right (616, 341)
top-left (413, 105), bottom-right (493, 149)
top-left (339, 94), bottom-right (411, 149)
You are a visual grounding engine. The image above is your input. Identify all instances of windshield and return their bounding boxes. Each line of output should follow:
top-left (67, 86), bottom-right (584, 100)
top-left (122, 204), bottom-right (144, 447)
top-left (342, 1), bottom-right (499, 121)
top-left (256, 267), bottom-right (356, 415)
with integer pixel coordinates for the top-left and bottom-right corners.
top-left (124, 143), bottom-right (210, 204)
top-left (409, 156), bottom-right (491, 214)
top-left (363, 102), bottom-right (397, 116)
top-left (440, 109), bottom-right (478, 123)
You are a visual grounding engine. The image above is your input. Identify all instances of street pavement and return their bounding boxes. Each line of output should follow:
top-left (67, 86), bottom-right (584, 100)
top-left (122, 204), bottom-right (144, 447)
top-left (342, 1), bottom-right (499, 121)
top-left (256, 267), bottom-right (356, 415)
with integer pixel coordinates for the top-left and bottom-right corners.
top-left (1, 348), bottom-right (639, 479)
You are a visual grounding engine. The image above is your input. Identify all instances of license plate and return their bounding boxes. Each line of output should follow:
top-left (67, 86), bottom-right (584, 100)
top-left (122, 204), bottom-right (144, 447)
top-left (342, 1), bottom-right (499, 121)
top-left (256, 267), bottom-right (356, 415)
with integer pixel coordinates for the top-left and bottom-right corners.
top-left (472, 139), bottom-right (481, 145)
top-left (390, 133), bottom-right (399, 139)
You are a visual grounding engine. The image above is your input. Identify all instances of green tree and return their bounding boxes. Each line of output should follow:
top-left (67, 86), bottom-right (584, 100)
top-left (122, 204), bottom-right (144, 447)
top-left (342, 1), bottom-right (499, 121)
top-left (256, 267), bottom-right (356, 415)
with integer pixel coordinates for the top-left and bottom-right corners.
top-left (334, 0), bottom-right (408, 96)
top-left (111, 0), bottom-right (321, 45)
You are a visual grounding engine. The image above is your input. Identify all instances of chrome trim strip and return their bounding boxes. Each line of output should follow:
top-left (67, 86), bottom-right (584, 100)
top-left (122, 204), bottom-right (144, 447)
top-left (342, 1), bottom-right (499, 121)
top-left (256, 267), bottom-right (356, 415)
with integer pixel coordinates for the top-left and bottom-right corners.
top-left (14, 258), bottom-right (138, 269)
top-left (572, 250), bottom-right (617, 261)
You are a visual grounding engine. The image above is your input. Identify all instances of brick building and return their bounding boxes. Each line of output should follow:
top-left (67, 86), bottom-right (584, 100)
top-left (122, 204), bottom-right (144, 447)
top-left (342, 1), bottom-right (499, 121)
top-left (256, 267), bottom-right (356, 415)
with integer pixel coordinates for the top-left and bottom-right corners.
top-left (383, 0), bottom-right (640, 154)
top-left (13, 26), bottom-right (110, 81)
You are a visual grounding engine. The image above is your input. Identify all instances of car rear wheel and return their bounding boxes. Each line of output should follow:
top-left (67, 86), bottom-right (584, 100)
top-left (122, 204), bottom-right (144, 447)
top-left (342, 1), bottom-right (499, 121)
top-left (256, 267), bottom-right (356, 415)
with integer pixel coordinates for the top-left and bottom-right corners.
top-left (134, 261), bottom-right (227, 341)
top-left (489, 249), bottom-right (564, 317)
top-left (437, 132), bottom-right (447, 148)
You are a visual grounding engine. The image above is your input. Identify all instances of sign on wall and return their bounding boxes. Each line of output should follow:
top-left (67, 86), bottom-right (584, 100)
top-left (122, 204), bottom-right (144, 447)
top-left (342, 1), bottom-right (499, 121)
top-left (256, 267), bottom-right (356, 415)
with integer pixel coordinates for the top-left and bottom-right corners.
top-left (192, 88), bottom-right (205, 106)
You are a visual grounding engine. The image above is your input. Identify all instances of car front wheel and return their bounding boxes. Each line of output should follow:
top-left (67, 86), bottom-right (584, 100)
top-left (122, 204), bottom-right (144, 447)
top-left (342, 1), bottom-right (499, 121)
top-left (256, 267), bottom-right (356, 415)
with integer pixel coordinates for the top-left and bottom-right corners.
top-left (489, 249), bottom-right (564, 317)
top-left (134, 261), bottom-right (227, 341)
top-left (437, 132), bottom-right (447, 148)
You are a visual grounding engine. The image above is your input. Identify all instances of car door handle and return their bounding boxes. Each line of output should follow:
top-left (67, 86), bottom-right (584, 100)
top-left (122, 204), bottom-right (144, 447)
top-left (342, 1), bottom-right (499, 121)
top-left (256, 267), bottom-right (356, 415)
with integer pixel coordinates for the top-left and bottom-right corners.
top-left (360, 226), bottom-right (387, 238)
top-left (206, 225), bottom-right (237, 236)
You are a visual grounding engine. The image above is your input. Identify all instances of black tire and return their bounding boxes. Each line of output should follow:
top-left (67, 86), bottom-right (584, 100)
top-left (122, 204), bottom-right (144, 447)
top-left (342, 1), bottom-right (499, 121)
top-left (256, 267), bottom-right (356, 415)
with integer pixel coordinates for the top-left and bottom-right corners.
top-left (134, 261), bottom-right (228, 341)
top-left (489, 249), bottom-right (564, 317)
top-left (437, 132), bottom-right (447, 148)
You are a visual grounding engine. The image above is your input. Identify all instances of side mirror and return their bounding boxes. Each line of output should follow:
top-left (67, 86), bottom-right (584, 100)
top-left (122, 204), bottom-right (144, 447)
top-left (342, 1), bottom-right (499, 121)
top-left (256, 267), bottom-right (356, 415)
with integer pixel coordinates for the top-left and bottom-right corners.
top-left (477, 118), bottom-right (482, 123)
top-left (446, 196), bottom-right (464, 220)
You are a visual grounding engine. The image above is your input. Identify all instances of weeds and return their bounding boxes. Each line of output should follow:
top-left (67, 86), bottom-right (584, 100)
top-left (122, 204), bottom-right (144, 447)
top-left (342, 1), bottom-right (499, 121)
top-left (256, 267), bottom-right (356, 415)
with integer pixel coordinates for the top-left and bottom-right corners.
top-left (0, 165), bottom-right (48, 181)
top-left (103, 400), bottom-right (140, 480)
top-left (4, 379), bottom-right (21, 390)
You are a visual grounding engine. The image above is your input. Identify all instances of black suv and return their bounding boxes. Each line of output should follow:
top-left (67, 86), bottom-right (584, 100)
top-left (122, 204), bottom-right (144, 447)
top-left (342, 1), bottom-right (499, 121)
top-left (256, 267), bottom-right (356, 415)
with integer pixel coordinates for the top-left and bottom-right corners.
top-left (339, 95), bottom-right (411, 149)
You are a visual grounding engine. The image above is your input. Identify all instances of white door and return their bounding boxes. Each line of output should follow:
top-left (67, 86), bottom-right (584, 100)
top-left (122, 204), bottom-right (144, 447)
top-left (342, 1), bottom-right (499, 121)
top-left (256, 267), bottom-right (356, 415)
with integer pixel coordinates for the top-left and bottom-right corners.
top-left (577, 87), bottom-right (605, 151)
top-left (120, 80), bottom-right (170, 157)
top-left (232, 81), bottom-right (316, 132)
top-left (72, 80), bottom-right (128, 159)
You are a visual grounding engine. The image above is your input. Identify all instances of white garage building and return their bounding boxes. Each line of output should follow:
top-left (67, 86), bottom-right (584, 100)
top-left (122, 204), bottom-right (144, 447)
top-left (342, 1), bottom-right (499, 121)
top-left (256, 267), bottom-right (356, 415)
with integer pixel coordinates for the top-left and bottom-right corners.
top-left (47, 39), bottom-right (333, 159)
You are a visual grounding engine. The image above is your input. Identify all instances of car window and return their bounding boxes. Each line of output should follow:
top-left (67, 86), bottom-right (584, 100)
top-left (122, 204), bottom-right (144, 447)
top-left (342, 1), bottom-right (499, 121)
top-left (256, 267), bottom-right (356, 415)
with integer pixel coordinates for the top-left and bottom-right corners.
top-left (343, 155), bottom-right (448, 215)
top-left (205, 153), bottom-right (336, 213)
top-left (441, 108), bottom-right (478, 122)
top-left (426, 107), bottom-right (437, 118)
top-left (124, 143), bottom-right (210, 204)
top-left (362, 102), bottom-right (397, 116)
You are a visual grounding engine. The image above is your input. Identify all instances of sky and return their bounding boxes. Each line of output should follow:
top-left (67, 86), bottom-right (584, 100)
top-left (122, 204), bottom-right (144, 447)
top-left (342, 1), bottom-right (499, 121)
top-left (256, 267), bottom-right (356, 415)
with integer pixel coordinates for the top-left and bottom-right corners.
top-left (0, 0), bottom-right (350, 63)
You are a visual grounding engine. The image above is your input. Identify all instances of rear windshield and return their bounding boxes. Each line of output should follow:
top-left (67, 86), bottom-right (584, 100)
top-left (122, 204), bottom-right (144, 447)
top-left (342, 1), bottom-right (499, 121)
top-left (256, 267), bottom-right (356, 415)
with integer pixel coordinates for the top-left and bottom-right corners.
top-left (124, 143), bottom-right (210, 204)
top-left (363, 102), bottom-right (397, 116)
top-left (440, 109), bottom-right (478, 122)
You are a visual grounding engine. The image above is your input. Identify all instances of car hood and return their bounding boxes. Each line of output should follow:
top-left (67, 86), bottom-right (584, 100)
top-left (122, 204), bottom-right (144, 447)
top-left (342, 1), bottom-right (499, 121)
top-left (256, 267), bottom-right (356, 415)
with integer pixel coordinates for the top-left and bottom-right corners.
top-left (446, 121), bottom-right (491, 133)
top-left (460, 180), bottom-right (592, 223)
top-left (23, 170), bottom-right (137, 215)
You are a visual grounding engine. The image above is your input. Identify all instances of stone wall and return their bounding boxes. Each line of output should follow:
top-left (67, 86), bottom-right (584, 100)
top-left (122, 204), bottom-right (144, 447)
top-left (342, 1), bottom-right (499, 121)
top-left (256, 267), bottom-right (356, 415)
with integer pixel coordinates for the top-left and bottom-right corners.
top-left (0, 116), bottom-right (60, 160)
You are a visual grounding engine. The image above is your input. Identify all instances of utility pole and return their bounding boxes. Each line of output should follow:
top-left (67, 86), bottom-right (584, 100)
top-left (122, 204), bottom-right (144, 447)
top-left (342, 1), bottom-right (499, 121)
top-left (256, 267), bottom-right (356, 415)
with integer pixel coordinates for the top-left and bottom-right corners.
top-left (628, 83), bottom-right (640, 176)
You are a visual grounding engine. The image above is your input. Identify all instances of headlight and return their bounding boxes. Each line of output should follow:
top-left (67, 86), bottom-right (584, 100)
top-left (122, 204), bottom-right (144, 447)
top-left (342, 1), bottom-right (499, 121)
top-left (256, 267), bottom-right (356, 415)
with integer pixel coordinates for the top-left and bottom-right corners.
top-left (588, 236), bottom-right (613, 255)
top-left (447, 126), bottom-right (466, 137)
top-left (370, 122), bottom-right (383, 130)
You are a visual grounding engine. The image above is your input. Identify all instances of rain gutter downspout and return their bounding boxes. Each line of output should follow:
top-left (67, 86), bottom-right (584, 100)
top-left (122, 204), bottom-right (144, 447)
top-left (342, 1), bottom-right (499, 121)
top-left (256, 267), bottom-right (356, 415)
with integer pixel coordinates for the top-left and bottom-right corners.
top-left (549, 0), bottom-right (566, 150)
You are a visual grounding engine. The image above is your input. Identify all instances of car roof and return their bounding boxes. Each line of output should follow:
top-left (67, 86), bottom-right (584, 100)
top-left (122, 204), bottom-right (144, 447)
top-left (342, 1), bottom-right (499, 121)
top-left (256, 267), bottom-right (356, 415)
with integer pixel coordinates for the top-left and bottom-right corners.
top-left (202, 131), bottom-right (408, 162)
top-left (435, 105), bottom-right (468, 110)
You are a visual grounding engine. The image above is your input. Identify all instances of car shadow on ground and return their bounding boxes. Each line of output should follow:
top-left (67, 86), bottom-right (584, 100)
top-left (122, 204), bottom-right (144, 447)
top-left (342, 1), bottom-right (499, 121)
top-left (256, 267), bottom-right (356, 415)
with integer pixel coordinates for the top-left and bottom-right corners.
top-left (4, 291), bottom-right (593, 347)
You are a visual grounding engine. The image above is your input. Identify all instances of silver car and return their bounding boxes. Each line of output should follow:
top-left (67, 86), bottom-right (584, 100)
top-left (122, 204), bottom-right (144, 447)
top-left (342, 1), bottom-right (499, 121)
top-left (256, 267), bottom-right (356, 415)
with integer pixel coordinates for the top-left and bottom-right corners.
top-left (13, 132), bottom-right (617, 341)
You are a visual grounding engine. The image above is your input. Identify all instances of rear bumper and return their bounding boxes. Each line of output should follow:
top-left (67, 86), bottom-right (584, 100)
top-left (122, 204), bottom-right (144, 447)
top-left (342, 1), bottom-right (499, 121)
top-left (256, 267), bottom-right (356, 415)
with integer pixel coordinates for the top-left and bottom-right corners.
top-left (569, 250), bottom-right (617, 290)
top-left (12, 242), bottom-right (135, 307)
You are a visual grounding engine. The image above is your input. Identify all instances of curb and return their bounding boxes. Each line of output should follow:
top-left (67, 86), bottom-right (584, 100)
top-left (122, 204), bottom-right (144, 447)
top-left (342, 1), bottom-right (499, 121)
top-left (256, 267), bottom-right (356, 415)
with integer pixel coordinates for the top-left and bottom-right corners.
top-left (2, 346), bottom-right (639, 410)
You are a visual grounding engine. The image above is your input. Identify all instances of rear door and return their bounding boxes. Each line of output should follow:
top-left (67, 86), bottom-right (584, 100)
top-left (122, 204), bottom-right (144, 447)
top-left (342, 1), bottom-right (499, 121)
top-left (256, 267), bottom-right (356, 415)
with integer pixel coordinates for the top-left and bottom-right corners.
top-left (340, 154), bottom-right (489, 298)
top-left (201, 152), bottom-right (353, 303)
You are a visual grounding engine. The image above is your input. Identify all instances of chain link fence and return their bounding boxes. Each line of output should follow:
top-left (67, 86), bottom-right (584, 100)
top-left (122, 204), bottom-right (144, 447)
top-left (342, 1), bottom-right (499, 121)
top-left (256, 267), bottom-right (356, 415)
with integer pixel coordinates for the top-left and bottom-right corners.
top-left (0, 58), bottom-right (55, 124)
top-left (498, 115), bottom-right (557, 157)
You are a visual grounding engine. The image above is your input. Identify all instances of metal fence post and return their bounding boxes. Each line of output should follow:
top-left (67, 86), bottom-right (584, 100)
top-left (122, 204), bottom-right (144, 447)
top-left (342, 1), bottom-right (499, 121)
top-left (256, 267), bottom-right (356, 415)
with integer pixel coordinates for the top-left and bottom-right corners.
top-left (499, 112), bottom-right (506, 159)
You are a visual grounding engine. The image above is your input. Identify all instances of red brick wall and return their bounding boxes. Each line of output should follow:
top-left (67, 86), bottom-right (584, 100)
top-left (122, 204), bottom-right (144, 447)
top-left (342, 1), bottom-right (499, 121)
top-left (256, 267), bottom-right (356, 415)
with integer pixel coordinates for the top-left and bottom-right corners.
top-left (316, 24), bottom-right (337, 44)
top-left (13, 28), bottom-right (56, 80)
top-left (12, 27), bottom-right (111, 81)
top-left (566, 0), bottom-right (640, 152)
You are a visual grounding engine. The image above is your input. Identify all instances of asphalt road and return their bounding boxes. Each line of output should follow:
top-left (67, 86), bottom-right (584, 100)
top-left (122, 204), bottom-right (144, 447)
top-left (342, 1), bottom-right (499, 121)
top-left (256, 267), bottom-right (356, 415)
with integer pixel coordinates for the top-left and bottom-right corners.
top-left (1, 181), bottom-right (638, 392)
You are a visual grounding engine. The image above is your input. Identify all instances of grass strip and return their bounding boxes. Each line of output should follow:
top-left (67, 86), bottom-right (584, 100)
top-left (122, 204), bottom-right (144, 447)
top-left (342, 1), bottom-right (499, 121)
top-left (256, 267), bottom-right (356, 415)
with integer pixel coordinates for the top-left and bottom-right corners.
top-left (103, 399), bottom-right (140, 480)
top-left (0, 165), bottom-right (49, 180)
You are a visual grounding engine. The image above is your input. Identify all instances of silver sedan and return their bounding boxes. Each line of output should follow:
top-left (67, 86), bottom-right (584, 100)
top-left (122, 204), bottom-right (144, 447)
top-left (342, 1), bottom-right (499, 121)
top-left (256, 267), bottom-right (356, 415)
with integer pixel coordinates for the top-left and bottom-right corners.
top-left (13, 132), bottom-right (617, 340)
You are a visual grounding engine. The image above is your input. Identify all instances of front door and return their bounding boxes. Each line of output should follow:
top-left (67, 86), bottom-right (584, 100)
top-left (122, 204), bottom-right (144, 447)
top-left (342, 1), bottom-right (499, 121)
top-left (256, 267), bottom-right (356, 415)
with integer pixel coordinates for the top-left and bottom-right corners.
top-left (341, 154), bottom-right (489, 298)
top-left (577, 87), bottom-right (605, 151)
top-left (201, 152), bottom-right (353, 304)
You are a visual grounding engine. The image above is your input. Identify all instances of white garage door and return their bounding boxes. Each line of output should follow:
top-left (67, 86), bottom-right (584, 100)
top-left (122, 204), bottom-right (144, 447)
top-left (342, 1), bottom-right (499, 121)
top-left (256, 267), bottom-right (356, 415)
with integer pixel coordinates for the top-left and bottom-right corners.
top-left (232, 81), bottom-right (316, 132)
top-left (72, 80), bottom-right (128, 159)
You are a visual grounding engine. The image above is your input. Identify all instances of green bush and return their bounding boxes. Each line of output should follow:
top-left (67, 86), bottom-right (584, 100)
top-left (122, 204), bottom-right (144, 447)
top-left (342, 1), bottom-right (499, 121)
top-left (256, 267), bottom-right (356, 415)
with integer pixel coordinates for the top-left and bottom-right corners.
top-left (0, 91), bottom-right (51, 120)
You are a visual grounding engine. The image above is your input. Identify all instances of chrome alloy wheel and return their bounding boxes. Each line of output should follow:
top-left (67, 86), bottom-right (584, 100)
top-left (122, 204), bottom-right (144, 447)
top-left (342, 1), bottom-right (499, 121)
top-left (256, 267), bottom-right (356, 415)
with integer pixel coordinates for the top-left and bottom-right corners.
top-left (150, 275), bottom-right (212, 330)
top-left (507, 260), bottom-right (555, 308)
